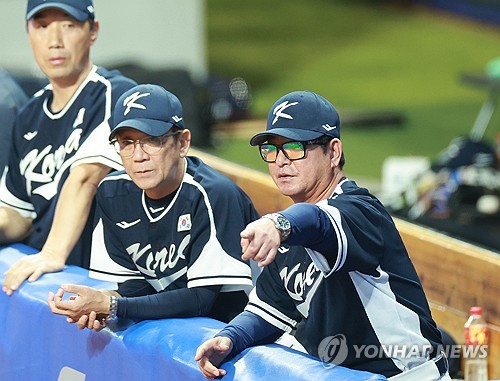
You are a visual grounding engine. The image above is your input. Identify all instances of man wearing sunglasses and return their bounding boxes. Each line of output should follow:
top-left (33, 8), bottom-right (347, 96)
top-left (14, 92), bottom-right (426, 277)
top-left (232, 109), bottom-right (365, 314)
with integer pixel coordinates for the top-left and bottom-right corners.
top-left (196, 90), bottom-right (451, 380)
top-left (48, 84), bottom-right (259, 328)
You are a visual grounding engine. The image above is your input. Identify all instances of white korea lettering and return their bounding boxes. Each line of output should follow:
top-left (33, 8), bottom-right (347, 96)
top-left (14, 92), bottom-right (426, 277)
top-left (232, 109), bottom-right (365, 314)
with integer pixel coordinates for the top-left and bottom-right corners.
top-left (156, 244), bottom-right (186, 272)
top-left (20, 129), bottom-right (82, 196)
top-left (127, 238), bottom-right (188, 276)
top-left (280, 262), bottom-right (319, 302)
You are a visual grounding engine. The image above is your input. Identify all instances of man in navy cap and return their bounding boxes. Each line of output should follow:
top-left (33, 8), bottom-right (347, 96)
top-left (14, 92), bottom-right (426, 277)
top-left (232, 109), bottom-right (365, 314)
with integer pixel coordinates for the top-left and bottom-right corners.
top-left (196, 90), bottom-right (451, 380)
top-left (48, 84), bottom-right (259, 328)
top-left (0, 0), bottom-right (136, 294)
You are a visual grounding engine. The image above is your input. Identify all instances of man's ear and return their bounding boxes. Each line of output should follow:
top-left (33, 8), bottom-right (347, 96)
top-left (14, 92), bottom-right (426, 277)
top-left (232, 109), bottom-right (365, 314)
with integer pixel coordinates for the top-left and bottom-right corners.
top-left (178, 129), bottom-right (191, 157)
top-left (89, 20), bottom-right (99, 45)
top-left (330, 138), bottom-right (343, 168)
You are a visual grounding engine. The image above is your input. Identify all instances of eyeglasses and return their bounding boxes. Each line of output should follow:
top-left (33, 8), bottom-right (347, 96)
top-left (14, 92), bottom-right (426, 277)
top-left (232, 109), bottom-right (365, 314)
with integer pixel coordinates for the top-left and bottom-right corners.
top-left (110, 131), bottom-right (180, 157)
top-left (258, 139), bottom-right (330, 163)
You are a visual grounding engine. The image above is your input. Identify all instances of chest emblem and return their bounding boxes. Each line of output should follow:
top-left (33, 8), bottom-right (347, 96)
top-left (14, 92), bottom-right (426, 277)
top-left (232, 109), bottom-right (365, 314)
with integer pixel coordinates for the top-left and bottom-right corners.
top-left (116, 219), bottom-right (141, 229)
top-left (177, 214), bottom-right (192, 232)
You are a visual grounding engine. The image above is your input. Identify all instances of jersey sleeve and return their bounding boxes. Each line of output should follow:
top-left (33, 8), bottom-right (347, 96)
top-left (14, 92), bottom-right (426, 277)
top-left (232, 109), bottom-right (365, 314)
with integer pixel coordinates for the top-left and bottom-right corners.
top-left (70, 118), bottom-right (122, 171)
top-left (282, 199), bottom-right (387, 277)
top-left (70, 72), bottom-right (135, 172)
top-left (184, 173), bottom-right (256, 292)
top-left (0, 118), bottom-right (36, 218)
top-left (88, 186), bottom-right (142, 282)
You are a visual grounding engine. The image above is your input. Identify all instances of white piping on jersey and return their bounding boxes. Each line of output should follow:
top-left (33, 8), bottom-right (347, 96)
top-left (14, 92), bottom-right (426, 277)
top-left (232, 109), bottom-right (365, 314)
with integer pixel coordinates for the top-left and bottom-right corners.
top-left (349, 267), bottom-right (432, 372)
top-left (308, 179), bottom-right (350, 275)
top-left (183, 164), bottom-right (216, 238)
top-left (99, 171), bottom-right (131, 186)
top-left (245, 288), bottom-right (299, 333)
top-left (310, 201), bottom-right (348, 276)
top-left (188, 277), bottom-right (253, 291)
top-left (336, 177), bottom-right (349, 190)
top-left (42, 65), bottom-right (99, 119)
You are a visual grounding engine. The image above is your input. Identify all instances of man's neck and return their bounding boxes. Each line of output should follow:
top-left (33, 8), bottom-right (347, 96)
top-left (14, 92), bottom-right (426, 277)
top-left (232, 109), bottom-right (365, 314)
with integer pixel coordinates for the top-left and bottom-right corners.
top-left (49, 63), bottom-right (94, 112)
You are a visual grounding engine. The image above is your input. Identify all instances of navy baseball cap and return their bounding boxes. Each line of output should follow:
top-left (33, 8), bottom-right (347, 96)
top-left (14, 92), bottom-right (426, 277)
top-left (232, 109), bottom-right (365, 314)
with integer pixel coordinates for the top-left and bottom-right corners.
top-left (26, 0), bottom-right (95, 22)
top-left (110, 84), bottom-right (184, 140)
top-left (250, 90), bottom-right (341, 146)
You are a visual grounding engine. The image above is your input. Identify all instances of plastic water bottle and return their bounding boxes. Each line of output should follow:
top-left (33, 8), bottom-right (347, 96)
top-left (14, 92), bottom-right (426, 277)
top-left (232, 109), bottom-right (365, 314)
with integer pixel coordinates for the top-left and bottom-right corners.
top-left (464, 306), bottom-right (489, 381)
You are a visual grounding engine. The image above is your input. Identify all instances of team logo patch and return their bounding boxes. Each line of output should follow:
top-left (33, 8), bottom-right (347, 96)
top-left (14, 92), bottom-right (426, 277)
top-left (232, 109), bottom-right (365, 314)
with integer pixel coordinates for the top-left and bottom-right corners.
top-left (322, 123), bottom-right (337, 131)
top-left (24, 131), bottom-right (38, 140)
top-left (116, 219), bottom-right (141, 229)
top-left (177, 214), bottom-right (192, 232)
top-left (123, 91), bottom-right (150, 115)
top-left (272, 100), bottom-right (299, 125)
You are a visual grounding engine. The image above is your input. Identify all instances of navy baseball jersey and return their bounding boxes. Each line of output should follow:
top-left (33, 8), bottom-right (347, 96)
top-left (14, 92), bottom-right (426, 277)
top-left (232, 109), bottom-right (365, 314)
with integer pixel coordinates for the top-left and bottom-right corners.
top-left (89, 156), bottom-right (259, 295)
top-left (245, 178), bottom-right (442, 376)
top-left (0, 66), bottom-right (136, 268)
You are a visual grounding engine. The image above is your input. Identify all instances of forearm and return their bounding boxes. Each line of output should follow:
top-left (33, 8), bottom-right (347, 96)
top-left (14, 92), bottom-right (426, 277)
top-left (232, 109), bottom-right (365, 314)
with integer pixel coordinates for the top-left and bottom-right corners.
top-left (117, 286), bottom-right (221, 320)
top-left (216, 311), bottom-right (283, 358)
top-left (0, 207), bottom-right (32, 244)
top-left (42, 164), bottom-right (109, 260)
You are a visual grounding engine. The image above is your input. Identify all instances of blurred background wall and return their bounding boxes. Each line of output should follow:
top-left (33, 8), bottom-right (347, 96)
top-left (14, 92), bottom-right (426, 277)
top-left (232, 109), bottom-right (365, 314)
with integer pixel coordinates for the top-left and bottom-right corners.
top-left (0, 0), bottom-right (207, 82)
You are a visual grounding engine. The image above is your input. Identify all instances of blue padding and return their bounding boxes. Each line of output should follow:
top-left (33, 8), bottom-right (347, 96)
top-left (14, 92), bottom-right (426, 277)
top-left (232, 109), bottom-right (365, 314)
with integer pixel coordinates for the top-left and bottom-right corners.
top-left (0, 244), bottom-right (386, 381)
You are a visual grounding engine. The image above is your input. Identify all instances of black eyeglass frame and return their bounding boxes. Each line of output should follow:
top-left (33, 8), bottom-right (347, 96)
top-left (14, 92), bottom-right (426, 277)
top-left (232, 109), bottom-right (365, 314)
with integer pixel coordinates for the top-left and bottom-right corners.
top-left (258, 137), bottom-right (332, 163)
top-left (110, 130), bottom-right (181, 157)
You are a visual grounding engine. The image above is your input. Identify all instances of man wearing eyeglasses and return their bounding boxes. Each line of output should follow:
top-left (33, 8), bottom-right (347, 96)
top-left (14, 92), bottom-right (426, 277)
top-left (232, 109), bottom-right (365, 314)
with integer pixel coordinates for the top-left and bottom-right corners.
top-left (196, 90), bottom-right (451, 380)
top-left (48, 84), bottom-right (259, 328)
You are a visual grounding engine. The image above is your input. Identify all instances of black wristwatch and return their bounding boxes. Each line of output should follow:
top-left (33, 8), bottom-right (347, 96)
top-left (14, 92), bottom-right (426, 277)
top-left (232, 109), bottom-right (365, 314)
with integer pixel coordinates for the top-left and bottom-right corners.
top-left (263, 213), bottom-right (291, 242)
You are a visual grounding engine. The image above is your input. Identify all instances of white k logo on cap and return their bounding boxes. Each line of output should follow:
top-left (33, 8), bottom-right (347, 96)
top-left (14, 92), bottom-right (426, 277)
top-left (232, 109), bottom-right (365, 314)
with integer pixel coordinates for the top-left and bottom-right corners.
top-left (123, 92), bottom-right (150, 116)
top-left (272, 101), bottom-right (299, 125)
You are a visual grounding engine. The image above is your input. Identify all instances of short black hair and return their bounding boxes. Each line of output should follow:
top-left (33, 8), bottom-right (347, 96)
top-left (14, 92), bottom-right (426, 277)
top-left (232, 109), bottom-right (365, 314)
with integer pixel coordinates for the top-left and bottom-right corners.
top-left (310, 136), bottom-right (346, 168)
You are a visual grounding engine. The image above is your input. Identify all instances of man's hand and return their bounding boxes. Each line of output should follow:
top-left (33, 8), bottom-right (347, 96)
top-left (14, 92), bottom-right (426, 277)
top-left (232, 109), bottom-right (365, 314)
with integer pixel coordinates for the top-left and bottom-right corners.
top-left (70, 311), bottom-right (107, 332)
top-left (240, 218), bottom-right (281, 267)
top-left (2, 162), bottom-right (111, 296)
top-left (47, 284), bottom-right (109, 322)
top-left (195, 336), bottom-right (233, 378)
top-left (2, 251), bottom-right (65, 295)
